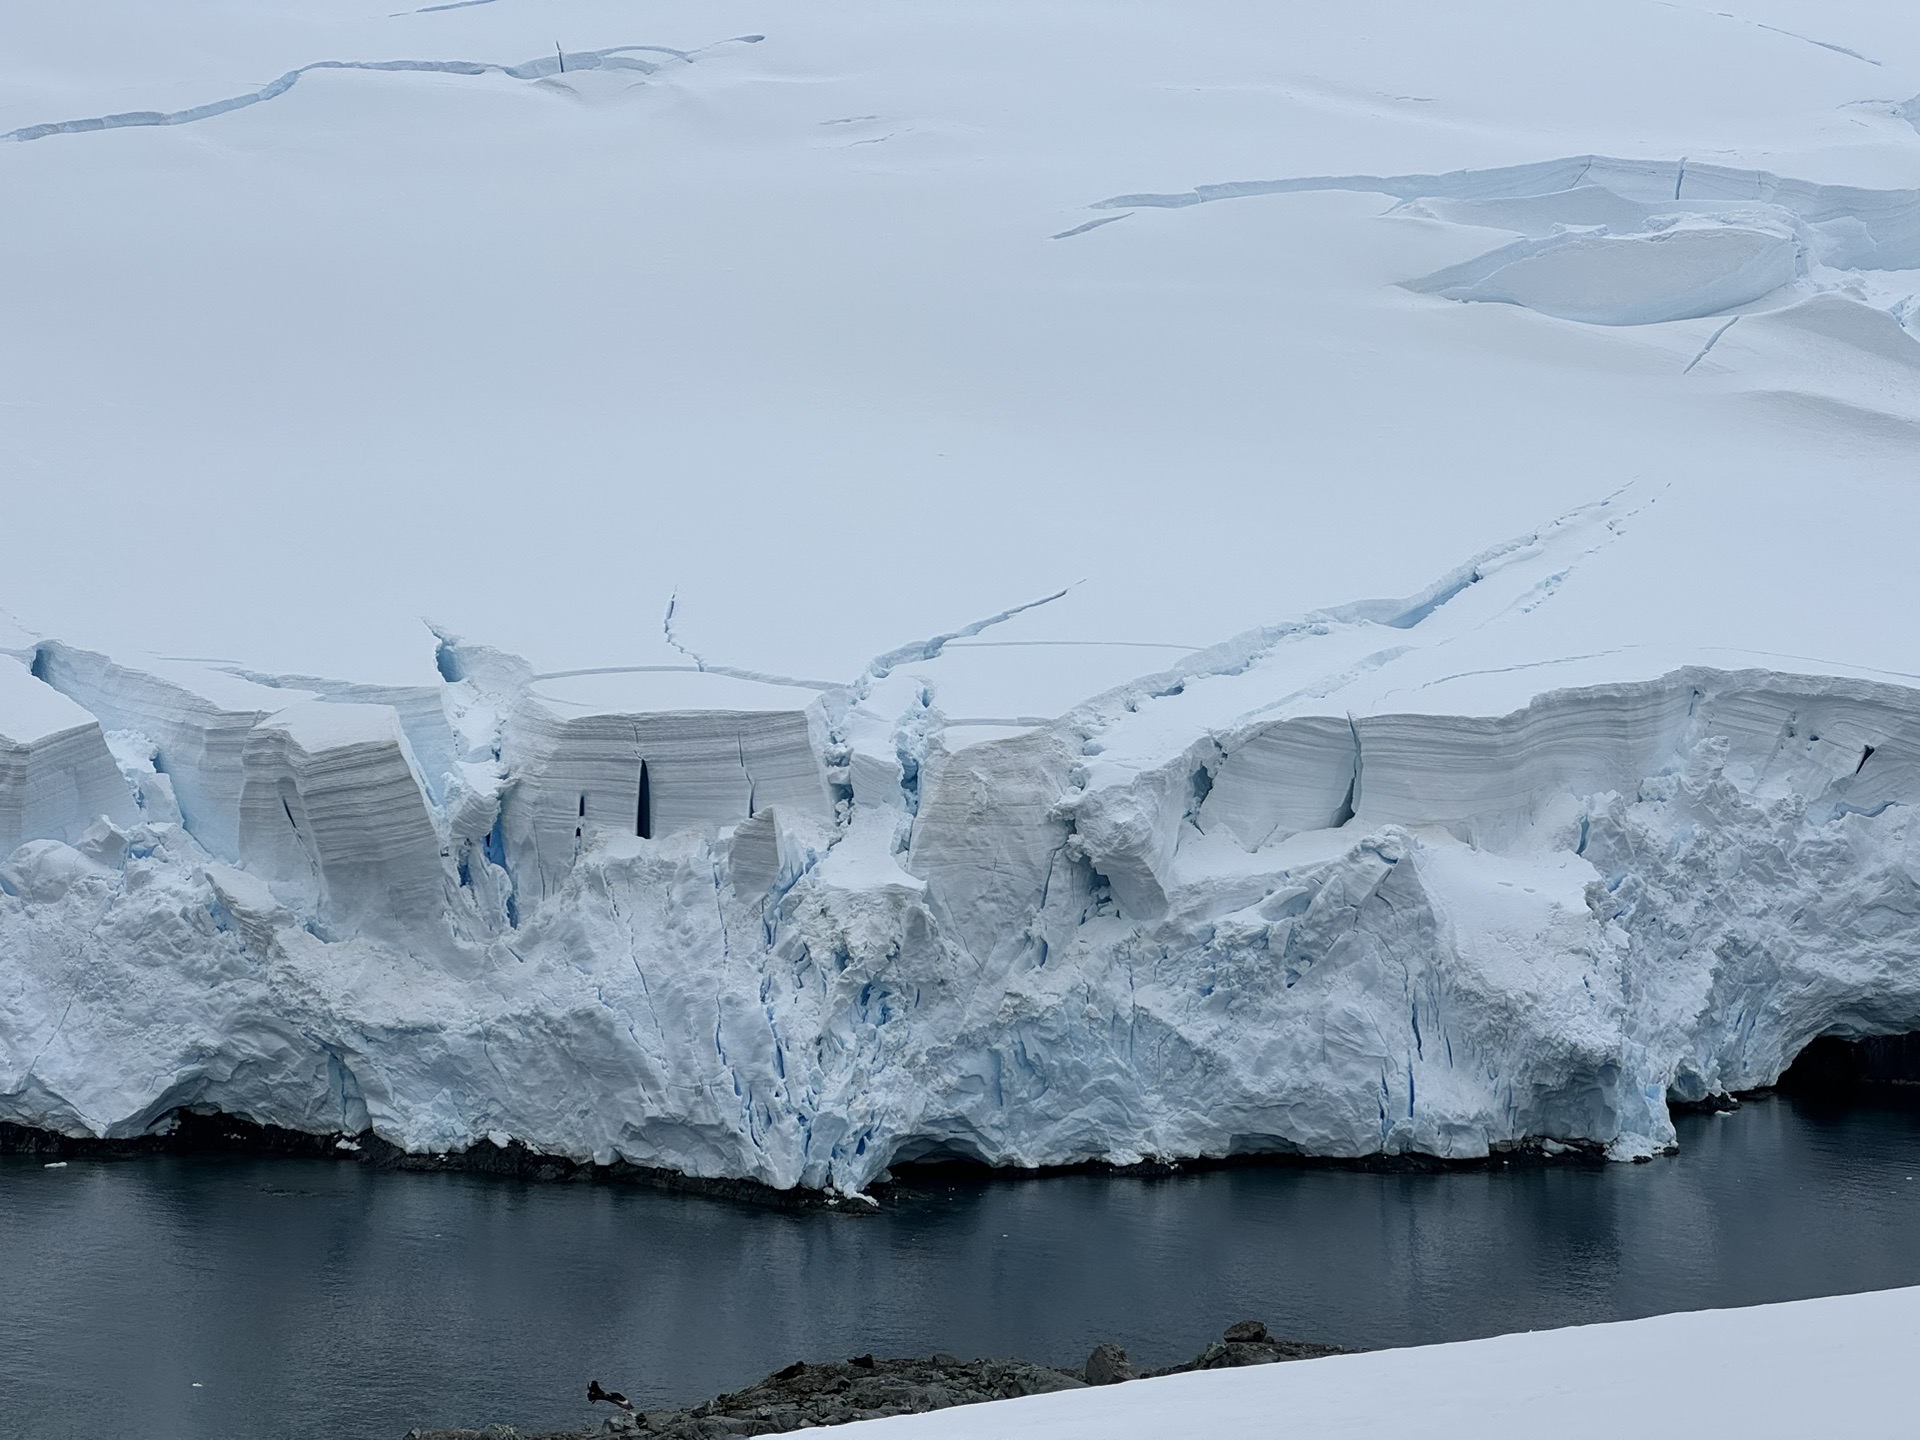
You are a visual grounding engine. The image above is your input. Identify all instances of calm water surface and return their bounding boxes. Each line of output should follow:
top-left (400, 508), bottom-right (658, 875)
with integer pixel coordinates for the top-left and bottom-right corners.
top-left (6, 1092), bottom-right (1920, 1440)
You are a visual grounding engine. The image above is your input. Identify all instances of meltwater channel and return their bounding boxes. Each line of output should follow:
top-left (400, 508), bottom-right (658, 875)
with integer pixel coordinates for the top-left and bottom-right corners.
top-left (6, 1090), bottom-right (1920, 1440)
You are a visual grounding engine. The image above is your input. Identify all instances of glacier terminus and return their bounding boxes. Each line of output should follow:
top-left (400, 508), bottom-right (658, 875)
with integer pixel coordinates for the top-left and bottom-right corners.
top-left (6, 0), bottom-right (1920, 1197)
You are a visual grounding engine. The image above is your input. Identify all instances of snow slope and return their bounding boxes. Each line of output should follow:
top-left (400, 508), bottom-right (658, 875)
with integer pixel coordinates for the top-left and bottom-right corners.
top-left (805, 1286), bottom-right (1920, 1440)
top-left (3, 1), bottom-right (1920, 1189)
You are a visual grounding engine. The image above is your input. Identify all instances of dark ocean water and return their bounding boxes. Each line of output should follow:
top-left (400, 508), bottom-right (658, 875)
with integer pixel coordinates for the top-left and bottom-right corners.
top-left (6, 1091), bottom-right (1920, 1440)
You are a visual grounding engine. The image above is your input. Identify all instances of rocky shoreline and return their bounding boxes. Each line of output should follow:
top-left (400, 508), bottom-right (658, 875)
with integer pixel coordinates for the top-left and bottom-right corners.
top-left (404, 1321), bottom-right (1345, 1439)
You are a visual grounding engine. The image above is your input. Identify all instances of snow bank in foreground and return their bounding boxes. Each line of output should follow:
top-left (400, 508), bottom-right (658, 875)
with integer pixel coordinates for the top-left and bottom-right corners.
top-left (806, 1286), bottom-right (1920, 1440)
top-left (6, 504), bottom-right (1920, 1192)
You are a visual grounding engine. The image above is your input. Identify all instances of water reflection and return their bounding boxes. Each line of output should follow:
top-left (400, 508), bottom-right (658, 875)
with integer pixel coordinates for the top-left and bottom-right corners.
top-left (4, 1091), bottom-right (1919, 1440)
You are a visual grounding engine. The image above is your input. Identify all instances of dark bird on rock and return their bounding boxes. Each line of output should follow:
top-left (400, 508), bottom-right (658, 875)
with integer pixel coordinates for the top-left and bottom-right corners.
top-left (588, 1380), bottom-right (636, 1413)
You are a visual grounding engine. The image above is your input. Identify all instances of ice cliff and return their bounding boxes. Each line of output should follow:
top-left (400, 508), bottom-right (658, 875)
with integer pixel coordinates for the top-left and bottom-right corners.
top-left (6, 0), bottom-right (1920, 1194)
top-left (6, 500), bottom-right (1920, 1193)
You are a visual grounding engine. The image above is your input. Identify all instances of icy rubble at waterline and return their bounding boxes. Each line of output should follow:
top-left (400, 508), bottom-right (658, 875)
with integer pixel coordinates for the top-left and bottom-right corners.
top-left (6, 520), bottom-right (1920, 1192)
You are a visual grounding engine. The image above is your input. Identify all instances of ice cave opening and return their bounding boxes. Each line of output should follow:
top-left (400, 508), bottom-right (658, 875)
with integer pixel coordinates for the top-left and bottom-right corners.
top-left (881, 1135), bottom-right (997, 1179)
top-left (1780, 1034), bottom-right (1920, 1093)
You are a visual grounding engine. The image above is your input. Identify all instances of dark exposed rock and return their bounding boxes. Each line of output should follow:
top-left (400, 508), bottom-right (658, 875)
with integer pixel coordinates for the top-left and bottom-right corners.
top-left (1153, 1322), bottom-right (1341, 1374)
top-left (495, 1321), bottom-right (1346, 1439)
top-left (525, 1354), bottom-right (1086, 1438)
top-left (1083, 1342), bottom-right (1135, 1385)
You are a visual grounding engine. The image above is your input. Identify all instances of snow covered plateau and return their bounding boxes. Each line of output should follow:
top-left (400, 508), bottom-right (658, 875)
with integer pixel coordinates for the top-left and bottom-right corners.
top-left (5, 0), bottom-right (1920, 1193)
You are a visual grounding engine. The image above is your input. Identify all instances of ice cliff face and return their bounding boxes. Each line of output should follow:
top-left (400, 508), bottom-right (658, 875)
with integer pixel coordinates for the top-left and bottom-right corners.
top-left (7, 0), bottom-right (1920, 1193)
top-left (6, 521), bottom-right (1920, 1192)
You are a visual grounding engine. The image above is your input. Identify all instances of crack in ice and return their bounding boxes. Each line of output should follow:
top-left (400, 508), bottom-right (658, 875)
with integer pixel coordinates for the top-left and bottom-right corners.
top-left (661, 593), bottom-right (707, 672)
top-left (865, 585), bottom-right (1076, 679)
top-left (0, 37), bottom-right (764, 144)
top-left (1684, 315), bottom-right (1742, 373)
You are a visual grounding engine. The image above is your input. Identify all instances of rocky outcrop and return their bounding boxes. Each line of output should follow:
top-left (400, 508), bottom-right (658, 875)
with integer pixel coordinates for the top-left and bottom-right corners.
top-left (402, 1322), bottom-right (1344, 1439)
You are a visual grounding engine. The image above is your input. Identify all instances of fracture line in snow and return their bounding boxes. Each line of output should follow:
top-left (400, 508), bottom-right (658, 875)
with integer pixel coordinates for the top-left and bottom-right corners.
top-left (0, 37), bottom-right (764, 144)
top-left (661, 593), bottom-right (707, 672)
top-left (1651, 2), bottom-right (1880, 67)
top-left (24, 996), bottom-right (77, 1080)
top-left (1689, 646), bottom-right (1920, 686)
top-left (944, 639), bottom-right (1202, 651)
top-left (1083, 154), bottom-right (1916, 222)
top-left (533, 664), bottom-right (837, 691)
top-left (1052, 214), bottom-right (1131, 240)
top-left (1087, 157), bottom-right (1649, 214)
top-left (1398, 650), bottom-right (1638, 695)
top-left (1310, 484), bottom-right (1646, 635)
top-left (643, 596), bottom-right (841, 693)
top-left (1683, 315), bottom-right (1741, 373)
top-left (865, 585), bottom-right (1077, 677)
top-left (1751, 21), bottom-right (1880, 66)
top-left (1061, 486), bottom-right (1648, 739)
top-left (1233, 644), bottom-right (1417, 731)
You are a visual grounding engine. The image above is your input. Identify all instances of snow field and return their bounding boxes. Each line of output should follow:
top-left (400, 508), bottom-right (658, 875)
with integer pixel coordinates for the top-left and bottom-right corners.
top-left (806, 1287), bottom-right (1920, 1440)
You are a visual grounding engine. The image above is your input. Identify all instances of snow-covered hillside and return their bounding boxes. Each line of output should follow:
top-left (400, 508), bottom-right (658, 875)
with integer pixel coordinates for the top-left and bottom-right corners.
top-left (803, 1287), bottom-right (1920, 1440)
top-left (4, 1), bottom-right (1920, 1190)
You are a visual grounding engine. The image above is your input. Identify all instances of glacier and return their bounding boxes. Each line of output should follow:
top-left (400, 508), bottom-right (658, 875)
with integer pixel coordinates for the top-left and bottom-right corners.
top-left (7, 498), bottom-right (1920, 1192)
top-left (5, 0), bottom-right (1920, 1193)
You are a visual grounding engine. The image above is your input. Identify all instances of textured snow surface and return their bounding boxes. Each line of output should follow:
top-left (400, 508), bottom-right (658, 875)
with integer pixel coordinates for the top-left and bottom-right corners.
top-left (807, 1287), bottom-right (1920, 1440)
top-left (4, 0), bottom-right (1920, 1190)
